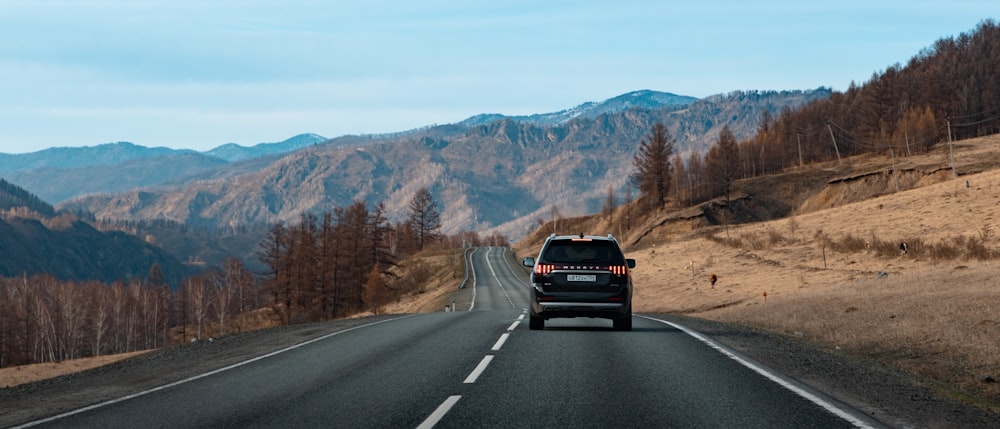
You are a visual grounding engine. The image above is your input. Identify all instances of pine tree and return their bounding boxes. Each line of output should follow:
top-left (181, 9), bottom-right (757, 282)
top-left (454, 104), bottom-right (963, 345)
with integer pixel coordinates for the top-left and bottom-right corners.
top-left (631, 123), bottom-right (675, 209)
top-left (706, 125), bottom-right (743, 204)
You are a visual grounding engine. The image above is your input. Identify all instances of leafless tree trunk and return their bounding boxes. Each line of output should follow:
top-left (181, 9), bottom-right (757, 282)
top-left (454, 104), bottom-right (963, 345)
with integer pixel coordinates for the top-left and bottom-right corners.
top-left (52, 281), bottom-right (86, 361)
top-left (211, 270), bottom-right (235, 337)
top-left (186, 276), bottom-right (210, 340)
top-left (91, 284), bottom-right (111, 357)
top-left (32, 284), bottom-right (56, 363)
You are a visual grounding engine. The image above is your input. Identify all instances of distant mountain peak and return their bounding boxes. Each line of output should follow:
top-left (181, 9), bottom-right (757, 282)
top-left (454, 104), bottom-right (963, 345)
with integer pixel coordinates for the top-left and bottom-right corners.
top-left (204, 133), bottom-right (328, 162)
top-left (457, 90), bottom-right (697, 128)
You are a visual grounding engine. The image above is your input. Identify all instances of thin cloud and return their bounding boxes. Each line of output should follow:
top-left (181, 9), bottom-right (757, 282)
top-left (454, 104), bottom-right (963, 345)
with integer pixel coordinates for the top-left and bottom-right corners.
top-left (0, 1), bottom-right (994, 152)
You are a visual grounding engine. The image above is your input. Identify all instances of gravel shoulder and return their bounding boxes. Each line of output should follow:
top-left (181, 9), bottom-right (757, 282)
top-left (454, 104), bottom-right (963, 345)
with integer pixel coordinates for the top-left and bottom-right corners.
top-left (2, 313), bottom-right (998, 428)
top-left (653, 313), bottom-right (1000, 429)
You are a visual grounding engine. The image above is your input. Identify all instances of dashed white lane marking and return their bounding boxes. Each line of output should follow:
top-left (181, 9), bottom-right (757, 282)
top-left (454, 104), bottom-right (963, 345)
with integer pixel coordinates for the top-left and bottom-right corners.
top-left (416, 395), bottom-right (462, 429)
top-left (491, 333), bottom-right (510, 351)
top-left (484, 247), bottom-right (516, 308)
top-left (420, 302), bottom-right (525, 427)
top-left (463, 355), bottom-right (494, 384)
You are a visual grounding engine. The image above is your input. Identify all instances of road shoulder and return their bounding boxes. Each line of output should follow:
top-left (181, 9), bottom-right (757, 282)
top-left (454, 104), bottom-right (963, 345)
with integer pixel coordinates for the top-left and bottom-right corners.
top-left (651, 313), bottom-right (1000, 428)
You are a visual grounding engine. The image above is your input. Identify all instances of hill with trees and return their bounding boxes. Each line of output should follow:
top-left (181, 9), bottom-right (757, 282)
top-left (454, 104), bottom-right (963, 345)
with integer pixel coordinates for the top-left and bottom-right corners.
top-left (739, 20), bottom-right (1000, 177)
top-left (0, 181), bottom-right (196, 284)
top-left (624, 20), bottom-right (1000, 217)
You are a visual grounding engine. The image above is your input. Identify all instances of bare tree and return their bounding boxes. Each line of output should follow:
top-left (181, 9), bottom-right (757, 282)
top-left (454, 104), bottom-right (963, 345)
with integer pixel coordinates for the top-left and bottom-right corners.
top-left (601, 185), bottom-right (617, 220)
top-left (549, 204), bottom-right (561, 235)
top-left (670, 154), bottom-right (688, 207)
top-left (185, 276), bottom-right (210, 340)
top-left (362, 264), bottom-right (389, 315)
top-left (622, 187), bottom-right (633, 234)
top-left (32, 276), bottom-right (57, 362)
top-left (220, 258), bottom-right (255, 327)
top-left (757, 108), bottom-right (773, 135)
top-left (259, 223), bottom-right (291, 325)
top-left (407, 187), bottom-right (442, 250)
top-left (109, 281), bottom-right (135, 352)
top-left (52, 280), bottom-right (86, 361)
top-left (91, 283), bottom-right (111, 357)
top-left (209, 269), bottom-right (236, 337)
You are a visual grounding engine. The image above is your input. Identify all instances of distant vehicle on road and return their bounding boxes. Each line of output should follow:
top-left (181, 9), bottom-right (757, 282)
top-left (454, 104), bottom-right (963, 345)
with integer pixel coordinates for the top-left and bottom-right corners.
top-left (522, 233), bottom-right (635, 331)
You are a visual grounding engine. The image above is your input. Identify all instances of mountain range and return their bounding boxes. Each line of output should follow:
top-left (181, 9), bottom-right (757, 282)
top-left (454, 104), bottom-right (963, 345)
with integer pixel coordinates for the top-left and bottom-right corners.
top-left (0, 89), bottom-right (829, 274)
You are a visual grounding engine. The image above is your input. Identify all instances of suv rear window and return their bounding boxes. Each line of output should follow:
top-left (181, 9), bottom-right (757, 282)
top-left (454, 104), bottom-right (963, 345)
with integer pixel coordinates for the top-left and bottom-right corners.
top-left (540, 240), bottom-right (625, 265)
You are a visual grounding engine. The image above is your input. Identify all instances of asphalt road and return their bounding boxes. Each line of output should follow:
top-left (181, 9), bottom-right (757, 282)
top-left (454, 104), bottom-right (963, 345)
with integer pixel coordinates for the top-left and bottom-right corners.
top-left (16, 246), bottom-right (884, 429)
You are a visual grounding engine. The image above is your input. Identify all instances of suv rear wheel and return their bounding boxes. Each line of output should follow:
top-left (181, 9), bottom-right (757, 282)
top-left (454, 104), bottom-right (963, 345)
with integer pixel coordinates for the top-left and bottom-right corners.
top-left (613, 313), bottom-right (632, 331)
top-left (529, 314), bottom-right (544, 330)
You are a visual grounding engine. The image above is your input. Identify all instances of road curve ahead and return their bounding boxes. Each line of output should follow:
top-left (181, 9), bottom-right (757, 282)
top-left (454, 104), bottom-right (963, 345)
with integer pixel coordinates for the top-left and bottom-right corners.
top-left (18, 246), bottom-right (883, 429)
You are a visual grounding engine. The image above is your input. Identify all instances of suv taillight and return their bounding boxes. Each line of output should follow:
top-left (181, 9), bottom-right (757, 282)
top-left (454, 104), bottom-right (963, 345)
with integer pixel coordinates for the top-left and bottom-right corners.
top-left (534, 263), bottom-right (555, 275)
top-left (609, 265), bottom-right (628, 276)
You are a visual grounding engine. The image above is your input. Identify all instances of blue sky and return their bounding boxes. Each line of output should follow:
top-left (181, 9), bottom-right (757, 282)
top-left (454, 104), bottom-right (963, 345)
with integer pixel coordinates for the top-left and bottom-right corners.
top-left (0, 1), bottom-right (994, 154)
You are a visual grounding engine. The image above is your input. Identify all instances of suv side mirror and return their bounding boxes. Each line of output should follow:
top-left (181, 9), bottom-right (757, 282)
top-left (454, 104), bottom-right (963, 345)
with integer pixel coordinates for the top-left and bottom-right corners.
top-left (522, 257), bottom-right (535, 267)
top-left (626, 258), bottom-right (636, 268)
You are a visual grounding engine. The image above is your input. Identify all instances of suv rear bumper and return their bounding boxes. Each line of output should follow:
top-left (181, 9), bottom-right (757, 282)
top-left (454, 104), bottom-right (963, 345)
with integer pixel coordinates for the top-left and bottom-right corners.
top-left (530, 301), bottom-right (630, 320)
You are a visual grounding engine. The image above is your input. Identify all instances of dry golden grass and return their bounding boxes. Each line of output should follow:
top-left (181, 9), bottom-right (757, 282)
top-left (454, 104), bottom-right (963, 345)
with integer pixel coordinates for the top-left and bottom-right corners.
top-left (624, 140), bottom-right (1000, 407)
top-left (0, 351), bottom-right (151, 389)
top-left (374, 251), bottom-right (465, 315)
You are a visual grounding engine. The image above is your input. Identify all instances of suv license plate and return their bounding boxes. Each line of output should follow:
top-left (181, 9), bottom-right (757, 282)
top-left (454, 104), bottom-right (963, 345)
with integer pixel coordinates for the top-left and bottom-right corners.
top-left (567, 274), bottom-right (596, 282)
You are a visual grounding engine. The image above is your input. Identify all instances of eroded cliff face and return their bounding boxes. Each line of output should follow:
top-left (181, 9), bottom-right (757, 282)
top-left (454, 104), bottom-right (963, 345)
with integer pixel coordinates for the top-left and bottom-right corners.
top-left (798, 167), bottom-right (955, 213)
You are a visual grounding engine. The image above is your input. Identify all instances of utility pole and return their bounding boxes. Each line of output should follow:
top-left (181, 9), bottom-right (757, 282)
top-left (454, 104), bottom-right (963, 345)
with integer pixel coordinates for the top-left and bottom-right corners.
top-left (947, 117), bottom-right (956, 177)
top-left (796, 133), bottom-right (804, 168)
top-left (826, 123), bottom-right (842, 166)
top-left (891, 147), bottom-right (899, 193)
top-left (904, 130), bottom-right (912, 157)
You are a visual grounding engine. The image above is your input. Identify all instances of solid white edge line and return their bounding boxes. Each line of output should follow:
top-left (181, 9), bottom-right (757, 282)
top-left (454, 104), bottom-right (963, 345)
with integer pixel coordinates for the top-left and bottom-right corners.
top-left (637, 315), bottom-right (876, 429)
top-left (463, 355), bottom-right (494, 384)
top-left (486, 246), bottom-right (498, 278)
top-left (415, 395), bottom-right (461, 429)
top-left (13, 315), bottom-right (418, 429)
top-left (491, 333), bottom-right (510, 351)
top-left (468, 248), bottom-right (478, 311)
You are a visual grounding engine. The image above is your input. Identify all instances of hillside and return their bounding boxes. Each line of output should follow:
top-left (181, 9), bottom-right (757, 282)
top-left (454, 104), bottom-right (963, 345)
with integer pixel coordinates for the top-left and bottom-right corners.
top-left (511, 134), bottom-right (1000, 410)
top-left (0, 179), bottom-right (54, 217)
top-left (0, 181), bottom-right (197, 284)
top-left (56, 90), bottom-right (827, 244)
top-left (0, 216), bottom-right (197, 284)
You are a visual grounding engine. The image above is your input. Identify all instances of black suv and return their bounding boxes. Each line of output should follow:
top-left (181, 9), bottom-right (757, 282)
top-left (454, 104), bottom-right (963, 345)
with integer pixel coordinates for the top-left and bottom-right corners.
top-left (522, 234), bottom-right (636, 331)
